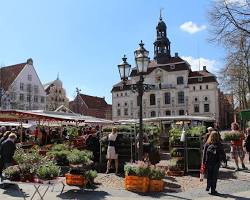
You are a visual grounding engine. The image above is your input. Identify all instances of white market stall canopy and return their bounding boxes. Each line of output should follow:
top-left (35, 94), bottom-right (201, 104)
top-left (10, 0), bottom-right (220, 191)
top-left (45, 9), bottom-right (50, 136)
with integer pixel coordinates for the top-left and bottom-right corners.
top-left (0, 121), bottom-right (33, 129)
top-left (116, 115), bottom-right (215, 124)
top-left (0, 110), bottom-right (113, 125)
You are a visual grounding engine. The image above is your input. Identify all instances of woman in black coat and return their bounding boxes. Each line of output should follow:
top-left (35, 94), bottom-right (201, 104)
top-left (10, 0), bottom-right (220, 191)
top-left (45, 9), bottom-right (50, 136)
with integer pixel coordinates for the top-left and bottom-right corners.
top-left (202, 131), bottom-right (226, 195)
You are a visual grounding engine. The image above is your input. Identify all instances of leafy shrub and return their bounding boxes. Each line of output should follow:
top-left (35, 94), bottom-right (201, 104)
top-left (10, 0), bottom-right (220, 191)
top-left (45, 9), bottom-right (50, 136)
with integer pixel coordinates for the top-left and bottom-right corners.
top-left (224, 131), bottom-right (241, 141)
top-left (13, 148), bottom-right (42, 165)
top-left (3, 165), bottom-right (21, 181)
top-left (186, 126), bottom-right (206, 137)
top-left (149, 166), bottom-right (165, 180)
top-left (37, 162), bottom-right (60, 180)
top-left (124, 161), bottom-right (151, 177)
top-left (51, 144), bottom-right (69, 151)
top-left (67, 149), bottom-right (92, 165)
top-left (85, 170), bottom-right (97, 184)
top-left (67, 127), bottom-right (79, 140)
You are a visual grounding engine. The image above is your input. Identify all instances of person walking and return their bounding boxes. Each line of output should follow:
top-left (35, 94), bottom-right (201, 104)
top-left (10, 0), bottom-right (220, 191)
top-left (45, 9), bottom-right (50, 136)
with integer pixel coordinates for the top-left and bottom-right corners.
top-left (202, 131), bottom-right (226, 195)
top-left (230, 122), bottom-right (247, 171)
top-left (244, 128), bottom-right (250, 163)
top-left (106, 127), bottom-right (118, 174)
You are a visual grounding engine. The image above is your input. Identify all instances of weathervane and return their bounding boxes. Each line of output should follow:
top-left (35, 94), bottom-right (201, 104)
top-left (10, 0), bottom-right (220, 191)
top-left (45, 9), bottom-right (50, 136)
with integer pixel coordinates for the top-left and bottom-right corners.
top-left (160, 8), bottom-right (164, 20)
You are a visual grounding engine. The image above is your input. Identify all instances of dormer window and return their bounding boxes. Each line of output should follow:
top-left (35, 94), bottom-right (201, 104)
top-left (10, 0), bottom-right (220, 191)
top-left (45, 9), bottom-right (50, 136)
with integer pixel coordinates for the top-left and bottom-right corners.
top-left (28, 75), bottom-right (32, 81)
top-left (198, 77), bottom-right (203, 82)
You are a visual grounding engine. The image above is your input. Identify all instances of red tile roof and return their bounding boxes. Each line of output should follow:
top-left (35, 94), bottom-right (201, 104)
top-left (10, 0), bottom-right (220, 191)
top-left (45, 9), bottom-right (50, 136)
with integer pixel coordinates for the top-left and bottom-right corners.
top-left (79, 93), bottom-right (109, 109)
top-left (0, 63), bottom-right (26, 91)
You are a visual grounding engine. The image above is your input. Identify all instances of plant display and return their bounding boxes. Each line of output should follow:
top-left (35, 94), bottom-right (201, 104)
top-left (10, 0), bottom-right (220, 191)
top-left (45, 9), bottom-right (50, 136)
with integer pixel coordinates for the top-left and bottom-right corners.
top-left (37, 162), bottom-right (60, 180)
top-left (169, 127), bottom-right (182, 145)
top-left (186, 125), bottom-right (206, 137)
top-left (85, 170), bottom-right (97, 185)
top-left (3, 165), bottom-right (21, 181)
top-left (170, 148), bottom-right (184, 157)
top-left (47, 144), bottom-right (71, 166)
top-left (67, 127), bottom-right (79, 140)
top-left (149, 166), bottom-right (165, 180)
top-left (13, 148), bottom-right (43, 165)
top-left (124, 161), bottom-right (151, 177)
top-left (67, 149), bottom-right (93, 166)
top-left (19, 163), bottom-right (36, 181)
top-left (224, 131), bottom-right (241, 141)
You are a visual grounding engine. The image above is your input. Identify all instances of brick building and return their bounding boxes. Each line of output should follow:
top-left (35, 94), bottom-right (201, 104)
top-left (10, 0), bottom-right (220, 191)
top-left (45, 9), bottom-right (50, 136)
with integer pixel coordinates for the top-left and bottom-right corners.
top-left (69, 93), bottom-right (112, 120)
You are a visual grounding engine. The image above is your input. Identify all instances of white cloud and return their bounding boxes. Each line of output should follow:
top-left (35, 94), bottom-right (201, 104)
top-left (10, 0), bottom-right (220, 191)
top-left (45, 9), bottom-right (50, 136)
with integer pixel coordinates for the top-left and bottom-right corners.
top-left (182, 56), bottom-right (218, 72)
top-left (180, 21), bottom-right (206, 34)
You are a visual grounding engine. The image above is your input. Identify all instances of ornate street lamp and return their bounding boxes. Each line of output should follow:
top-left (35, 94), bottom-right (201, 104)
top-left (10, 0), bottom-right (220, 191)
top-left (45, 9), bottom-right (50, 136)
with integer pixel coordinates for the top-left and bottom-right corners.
top-left (134, 41), bottom-right (150, 160)
top-left (118, 55), bottom-right (131, 82)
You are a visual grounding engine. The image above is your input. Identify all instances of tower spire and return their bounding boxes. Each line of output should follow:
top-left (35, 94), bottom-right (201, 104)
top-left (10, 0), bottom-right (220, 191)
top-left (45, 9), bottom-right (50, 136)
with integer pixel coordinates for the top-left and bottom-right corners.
top-left (160, 8), bottom-right (163, 21)
top-left (57, 72), bottom-right (59, 80)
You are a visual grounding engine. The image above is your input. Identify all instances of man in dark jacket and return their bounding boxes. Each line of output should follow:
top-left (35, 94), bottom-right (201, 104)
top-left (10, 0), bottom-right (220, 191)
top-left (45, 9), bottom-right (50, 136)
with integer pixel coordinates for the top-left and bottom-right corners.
top-left (1, 133), bottom-right (17, 169)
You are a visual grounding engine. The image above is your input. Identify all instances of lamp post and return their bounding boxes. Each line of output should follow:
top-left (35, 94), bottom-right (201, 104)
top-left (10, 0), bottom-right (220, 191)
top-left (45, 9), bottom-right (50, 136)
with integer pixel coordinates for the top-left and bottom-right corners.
top-left (118, 41), bottom-right (150, 160)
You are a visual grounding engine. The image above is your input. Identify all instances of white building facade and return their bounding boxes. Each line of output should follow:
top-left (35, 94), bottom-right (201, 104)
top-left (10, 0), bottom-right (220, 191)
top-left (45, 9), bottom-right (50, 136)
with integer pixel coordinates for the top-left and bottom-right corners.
top-left (0, 58), bottom-right (46, 110)
top-left (112, 17), bottom-right (219, 122)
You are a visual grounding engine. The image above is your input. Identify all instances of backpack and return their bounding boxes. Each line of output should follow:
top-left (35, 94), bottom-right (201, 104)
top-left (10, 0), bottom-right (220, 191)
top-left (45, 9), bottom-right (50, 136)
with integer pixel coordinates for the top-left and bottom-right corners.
top-left (206, 144), bottom-right (220, 164)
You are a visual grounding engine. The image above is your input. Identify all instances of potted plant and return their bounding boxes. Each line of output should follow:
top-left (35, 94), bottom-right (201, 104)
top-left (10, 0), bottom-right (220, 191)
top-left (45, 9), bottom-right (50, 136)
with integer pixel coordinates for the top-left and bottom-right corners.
top-left (149, 166), bottom-right (165, 192)
top-left (85, 170), bottom-right (98, 187)
top-left (3, 165), bottom-right (21, 181)
top-left (124, 161), bottom-right (150, 193)
top-left (19, 164), bottom-right (36, 182)
top-left (67, 149), bottom-right (92, 168)
top-left (224, 131), bottom-right (241, 141)
top-left (36, 162), bottom-right (60, 184)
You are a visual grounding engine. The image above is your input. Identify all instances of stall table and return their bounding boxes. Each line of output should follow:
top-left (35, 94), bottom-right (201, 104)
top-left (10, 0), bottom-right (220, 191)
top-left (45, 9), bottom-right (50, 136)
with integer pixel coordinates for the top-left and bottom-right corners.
top-left (3, 177), bottom-right (65, 200)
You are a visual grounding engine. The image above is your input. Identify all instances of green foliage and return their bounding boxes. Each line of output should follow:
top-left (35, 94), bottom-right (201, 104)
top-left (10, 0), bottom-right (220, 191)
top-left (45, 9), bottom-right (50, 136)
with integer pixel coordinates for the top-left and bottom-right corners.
top-left (51, 144), bottom-right (69, 151)
top-left (169, 127), bottom-right (182, 142)
top-left (124, 161), bottom-right (151, 177)
top-left (67, 127), bottom-right (79, 139)
top-left (85, 170), bottom-right (97, 184)
top-left (3, 165), bottom-right (21, 181)
top-left (13, 148), bottom-right (43, 165)
top-left (149, 166), bottom-right (165, 180)
top-left (224, 131), bottom-right (241, 141)
top-left (67, 149), bottom-right (92, 165)
top-left (186, 126), bottom-right (206, 137)
top-left (170, 148), bottom-right (183, 157)
top-left (124, 163), bottom-right (138, 176)
top-left (37, 162), bottom-right (60, 180)
top-left (102, 125), bottom-right (132, 133)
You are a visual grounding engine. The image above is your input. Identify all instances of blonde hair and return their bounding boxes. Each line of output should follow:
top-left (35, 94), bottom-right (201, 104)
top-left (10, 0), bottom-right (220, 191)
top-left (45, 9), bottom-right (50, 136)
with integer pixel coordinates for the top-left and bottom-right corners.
top-left (3, 131), bottom-right (11, 137)
top-left (112, 127), bottom-right (117, 134)
top-left (8, 133), bottom-right (17, 140)
top-left (207, 131), bottom-right (220, 144)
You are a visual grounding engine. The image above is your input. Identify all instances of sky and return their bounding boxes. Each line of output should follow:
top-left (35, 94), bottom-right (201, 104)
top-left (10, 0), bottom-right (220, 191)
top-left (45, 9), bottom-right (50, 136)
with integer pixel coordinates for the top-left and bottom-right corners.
top-left (0, 0), bottom-right (231, 104)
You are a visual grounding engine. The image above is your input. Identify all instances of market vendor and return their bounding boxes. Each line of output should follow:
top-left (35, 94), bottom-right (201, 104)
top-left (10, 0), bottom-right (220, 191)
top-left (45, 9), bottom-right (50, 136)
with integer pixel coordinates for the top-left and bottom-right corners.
top-left (106, 127), bottom-right (118, 174)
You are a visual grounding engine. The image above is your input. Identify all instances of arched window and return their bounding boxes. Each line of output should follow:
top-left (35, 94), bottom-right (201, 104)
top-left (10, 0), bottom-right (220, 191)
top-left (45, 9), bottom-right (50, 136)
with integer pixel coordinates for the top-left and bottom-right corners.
top-left (178, 91), bottom-right (184, 104)
top-left (150, 111), bottom-right (156, 117)
top-left (177, 76), bottom-right (184, 85)
top-left (117, 109), bottom-right (121, 116)
top-left (150, 94), bottom-right (156, 105)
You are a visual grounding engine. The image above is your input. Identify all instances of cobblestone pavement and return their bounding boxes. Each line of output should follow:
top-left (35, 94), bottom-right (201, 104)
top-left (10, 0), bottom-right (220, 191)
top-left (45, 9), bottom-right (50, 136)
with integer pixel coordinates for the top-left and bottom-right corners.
top-left (0, 159), bottom-right (249, 199)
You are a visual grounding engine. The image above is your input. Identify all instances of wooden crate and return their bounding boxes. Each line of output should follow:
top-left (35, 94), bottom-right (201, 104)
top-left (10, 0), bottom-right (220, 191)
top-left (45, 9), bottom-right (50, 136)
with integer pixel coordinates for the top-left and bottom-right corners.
top-left (149, 179), bottom-right (164, 192)
top-left (65, 173), bottom-right (85, 187)
top-left (124, 176), bottom-right (149, 193)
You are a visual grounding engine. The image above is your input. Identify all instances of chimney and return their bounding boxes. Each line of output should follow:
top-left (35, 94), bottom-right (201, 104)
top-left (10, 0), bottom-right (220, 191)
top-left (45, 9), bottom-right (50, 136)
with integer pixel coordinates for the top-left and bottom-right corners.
top-left (203, 66), bottom-right (206, 71)
top-left (175, 52), bottom-right (178, 57)
top-left (27, 58), bottom-right (33, 65)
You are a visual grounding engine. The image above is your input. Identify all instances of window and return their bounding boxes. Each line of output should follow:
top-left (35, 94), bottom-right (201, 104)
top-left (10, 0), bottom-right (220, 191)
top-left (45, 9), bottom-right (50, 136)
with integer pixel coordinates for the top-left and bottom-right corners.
top-left (27, 84), bottom-right (32, 92)
top-left (195, 97), bottom-right (198, 102)
top-left (27, 95), bottom-right (31, 102)
top-left (204, 104), bottom-right (210, 112)
top-left (118, 103), bottom-right (120, 107)
top-left (125, 92), bottom-right (127, 96)
top-left (124, 108), bottom-right (128, 116)
top-left (137, 96), bottom-right (140, 106)
top-left (179, 110), bottom-right (185, 115)
top-left (170, 64), bottom-right (175, 69)
top-left (117, 94), bottom-right (118, 97)
top-left (34, 96), bottom-right (38, 103)
top-left (206, 85), bottom-right (208, 89)
top-left (177, 76), bottom-right (184, 85)
top-left (150, 94), bottom-right (156, 105)
top-left (121, 93), bottom-right (123, 96)
top-left (193, 86), bottom-right (195, 91)
top-left (200, 85), bottom-right (202, 90)
top-left (28, 74), bottom-right (32, 81)
top-left (194, 104), bottom-right (199, 113)
top-left (20, 94), bottom-right (24, 101)
top-left (204, 97), bottom-right (208, 101)
top-left (41, 96), bottom-right (45, 103)
top-left (124, 102), bottom-right (127, 106)
top-left (198, 77), bottom-right (203, 82)
top-left (178, 91), bottom-right (184, 104)
top-left (34, 85), bottom-right (39, 94)
top-left (165, 110), bottom-right (171, 116)
top-left (10, 92), bottom-right (16, 100)
top-left (20, 83), bottom-right (24, 91)
top-left (150, 111), bottom-right (156, 117)
top-left (164, 92), bottom-right (171, 104)
top-left (117, 109), bottom-right (121, 116)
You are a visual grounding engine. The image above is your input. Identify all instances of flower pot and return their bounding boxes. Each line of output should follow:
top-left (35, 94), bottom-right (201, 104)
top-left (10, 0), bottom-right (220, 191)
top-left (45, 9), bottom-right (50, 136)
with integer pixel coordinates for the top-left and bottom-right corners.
top-left (167, 170), bottom-right (184, 177)
top-left (124, 175), bottom-right (149, 193)
top-left (149, 179), bottom-right (164, 192)
top-left (65, 173), bottom-right (85, 187)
